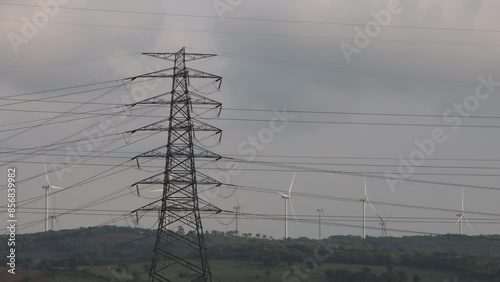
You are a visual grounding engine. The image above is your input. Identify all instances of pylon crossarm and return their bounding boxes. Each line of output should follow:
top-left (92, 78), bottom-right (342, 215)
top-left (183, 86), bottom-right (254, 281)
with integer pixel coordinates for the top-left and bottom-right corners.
top-left (142, 52), bottom-right (177, 61)
top-left (124, 67), bottom-right (174, 81)
top-left (195, 172), bottom-right (222, 186)
top-left (127, 118), bottom-right (222, 135)
top-left (127, 92), bottom-right (170, 108)
top-left (131, 176), bottom-right (220, 204)
top-left (133, 144), bottom-right (221, 162)
top-left (132, 199), bottom-right (221, 215)
top-left (125, 67), bottom-right (221, 81)
top-left (191, 119), bottom-right (222, 133)
top-left (131, 172), bottom-right (165, 187)
top-left (126, 92), bottom-right (222, 108)
top-left (127, 118), bottom-right (170, 134)
top-left (189, 93), bottom-right (222, 107)
top-left (186, 67), bottom-right (222, 80)
top-left (192, 144), bottom-right (222, 159)
top-left (143, 52), bottom-right (216, 62)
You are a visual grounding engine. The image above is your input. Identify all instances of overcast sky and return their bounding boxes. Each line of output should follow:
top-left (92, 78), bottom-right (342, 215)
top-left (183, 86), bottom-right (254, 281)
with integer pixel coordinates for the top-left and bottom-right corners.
top-left (1, 0), bottom-right (499, 239)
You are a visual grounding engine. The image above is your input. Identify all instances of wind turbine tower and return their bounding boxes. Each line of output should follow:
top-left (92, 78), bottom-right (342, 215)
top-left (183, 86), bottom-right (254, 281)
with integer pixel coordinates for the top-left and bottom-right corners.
top-left (361, 175), bottom-right (368, 239)
top-left (361, 174), bottom-right (386, 239)
top-left (49, 208), bottom-right (61, 231)
top-left (279, 173), bottom-right (298, 239)
top-left (457, 188), bottom-right (474, 235)
top-left (380, 222), bottom-right (387, 237)
top-left (42, 157), bottom-right (64, 232)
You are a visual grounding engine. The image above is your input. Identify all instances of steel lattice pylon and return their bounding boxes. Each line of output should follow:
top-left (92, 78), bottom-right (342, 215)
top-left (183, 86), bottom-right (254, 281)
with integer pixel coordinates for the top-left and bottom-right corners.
top-left (128, 48), bottom-right (223, 282)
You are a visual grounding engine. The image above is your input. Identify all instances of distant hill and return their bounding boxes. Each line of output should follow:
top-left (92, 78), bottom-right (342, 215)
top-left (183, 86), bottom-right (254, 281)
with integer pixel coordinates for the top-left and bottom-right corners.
top-left (1, 226), bottom-right (500, 282)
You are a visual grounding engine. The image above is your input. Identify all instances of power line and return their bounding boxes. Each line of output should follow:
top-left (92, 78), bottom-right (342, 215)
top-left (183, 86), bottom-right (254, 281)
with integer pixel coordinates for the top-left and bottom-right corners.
top-left (0, 131), bottom-right (158, 197)
top-left (0, 132), bottom-right (218, 218)
top-left (1, 79), bottom-right (124, 99)
top-left (0, 84), bottom-right (157, 168)
top-left (4, 161), bottom-right (500, 177)
top-left (2, 18), bottom-right (500, 48)
top-left (0, 114), bottom-right (111, 134)
top-left (3, 107), bottom-right (500, 135)
top-left (216, 184), bottom-right (500, 217)
top-left (227, 157), bottom-right (500, 191)
top-left (10, 178), bottom-right (497, 246)
top-left (222, 108), bottom-right (500, 120)
top-left (4, 105), bottom-right (500, 120)
top-left (0, 77), bottom-right (159, 108)
top-left (210, 117), bottom-right (500, 129)
top-left (223, 154), bottom-right (500, 162)
top-left (4, 150), bottom-right (500, 163)
top-left (3, 3), bottom-right (500, 34)
top-left (5, 207), bottom-right (499, 222)
top-left (0, 104), bottom-right (157, 133)
top-left (6, 156), bottom-right (500, 170)
top-left (0, 53), bottom-right (139, 75)
top-left (0, 86), bottom-right (123, 145)
top-left (197, 48), bottom-right (480, 90)
top-left (7, 210), bottom-right (500, 225)
top-left (204, 168), bottom-right (500, 177)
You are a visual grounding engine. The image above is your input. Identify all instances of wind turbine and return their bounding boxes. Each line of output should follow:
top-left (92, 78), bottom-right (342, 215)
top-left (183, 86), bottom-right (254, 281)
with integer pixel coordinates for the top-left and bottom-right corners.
top-left (48, 197), bottom-right (61, 231)
top-left (457, 187), bottom-right (474, 235)
top-left (150, 174), bottom-right (175, 229)
top-left (316, 207), bottom-right (324, 240)
top-left (42, 157), bottom-right (64, 232)
top-left (361, 175), bottom-right (367, 239)
top-left (361, 174), bottom-right (386, 239)
top-left (233, 196), bottom-right (242, 234)
top-left (49, 214), bottom-right (61, 231)
top-left (279, 173), bottom-right (298, 239)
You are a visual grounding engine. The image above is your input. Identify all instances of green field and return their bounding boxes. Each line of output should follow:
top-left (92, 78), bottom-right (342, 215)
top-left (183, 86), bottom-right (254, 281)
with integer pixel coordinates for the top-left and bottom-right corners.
top-left (1, 260), bottom-right (462, 282)
top-left (3, 227), bottom-right (498, 281)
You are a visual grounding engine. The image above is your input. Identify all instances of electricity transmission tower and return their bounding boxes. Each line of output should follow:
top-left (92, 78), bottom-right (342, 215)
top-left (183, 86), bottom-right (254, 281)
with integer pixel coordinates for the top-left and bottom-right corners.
top-left (233, 197), bottom-right (242, 234)
top-left (128, 48), bottom-right (223, 282)
top-left (316, 207), bottom-right (324, 240)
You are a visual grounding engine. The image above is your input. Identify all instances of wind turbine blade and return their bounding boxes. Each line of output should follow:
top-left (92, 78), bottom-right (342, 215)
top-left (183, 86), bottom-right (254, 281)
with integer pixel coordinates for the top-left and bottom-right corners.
top-left (49, 185), bottom-right (64, 190)
top-left (289, 199), bottom-right (299, 226)
top-left (367, 200), bottom-right (384, 223)
top-left (461, 187), bottom-right (465, 212)
top-left (288, 172), bottom-right (296, 195)
top-left (279, 192), bottom-right (288, 198)
top-left (55, 217), bottom-right (61, 229)
top-left (463, 215), bottom-right (475, 234)
top-left (456, 214), bottom-right (464, 224)
top-left (42, 156), bottom-right (51, 186)
top-left (151, 189), bottom-right (163, 192)
top-left (364, 173), bottom-right (368, 199)
top-left (237, 194), bottom-right (240, 207)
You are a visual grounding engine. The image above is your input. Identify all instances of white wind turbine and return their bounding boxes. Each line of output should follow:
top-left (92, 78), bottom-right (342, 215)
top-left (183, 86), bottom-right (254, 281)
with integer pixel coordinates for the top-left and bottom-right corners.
top-left (457, 187), bottom-right (474, 235)
top-left (151, 174), bottom-right (175, 229)
top-left (150, 174), bottom-right (174, 193)
top-left (49, 196), bottom-right (62, 231)
top-left (42, 157), bottom-right (64, 232)
top-left (279, 173), bottom-right (298, 239)
top-left (361, 174), bottom-right (386, 239)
